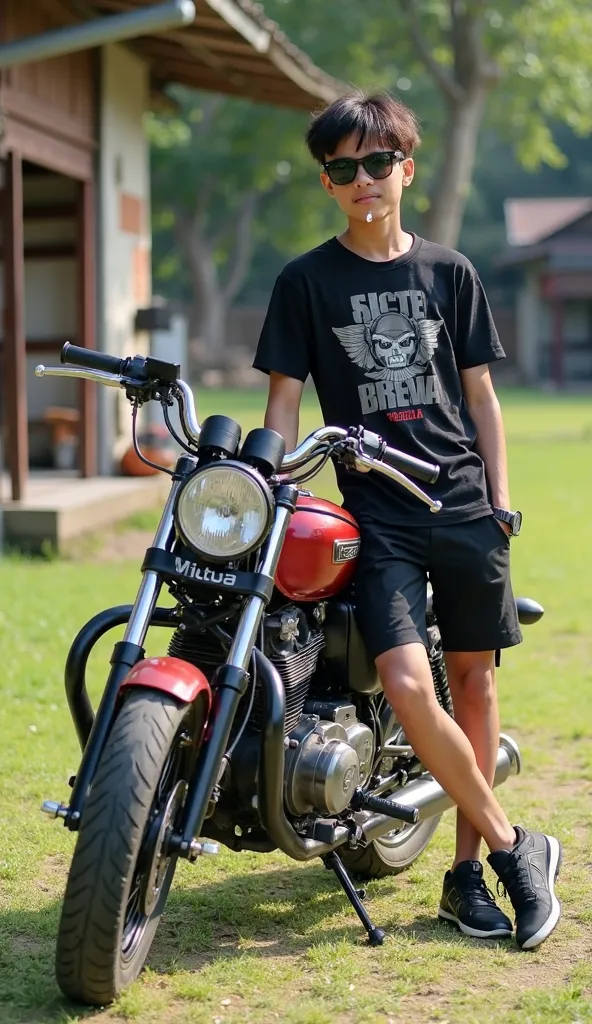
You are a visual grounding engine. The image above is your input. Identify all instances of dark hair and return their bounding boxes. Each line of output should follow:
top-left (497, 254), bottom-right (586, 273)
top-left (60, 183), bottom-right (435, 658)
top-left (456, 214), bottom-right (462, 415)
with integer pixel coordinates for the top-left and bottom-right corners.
top-left (306, 89), bottom-right (421, 164)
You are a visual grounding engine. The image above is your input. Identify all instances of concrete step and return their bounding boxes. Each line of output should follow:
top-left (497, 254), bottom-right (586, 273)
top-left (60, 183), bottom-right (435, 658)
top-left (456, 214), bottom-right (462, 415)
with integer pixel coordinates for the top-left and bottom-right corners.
top-left (1, 472), bottom-right (170, 552)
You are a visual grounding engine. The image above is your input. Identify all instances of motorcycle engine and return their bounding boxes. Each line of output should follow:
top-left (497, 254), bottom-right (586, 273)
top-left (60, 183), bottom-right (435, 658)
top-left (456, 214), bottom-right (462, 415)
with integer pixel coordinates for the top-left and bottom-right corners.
top-left (168, 604), bottom-right (325, 733)
top-left (167, 603), bottom-right (375, 818)
top-left (285, 701), bottom-right (374, 815)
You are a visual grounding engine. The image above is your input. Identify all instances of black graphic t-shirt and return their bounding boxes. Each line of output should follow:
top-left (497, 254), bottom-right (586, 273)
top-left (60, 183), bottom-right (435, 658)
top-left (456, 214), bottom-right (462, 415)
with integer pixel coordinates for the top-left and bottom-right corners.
top-left (253, 235), bottom-right (505, 527)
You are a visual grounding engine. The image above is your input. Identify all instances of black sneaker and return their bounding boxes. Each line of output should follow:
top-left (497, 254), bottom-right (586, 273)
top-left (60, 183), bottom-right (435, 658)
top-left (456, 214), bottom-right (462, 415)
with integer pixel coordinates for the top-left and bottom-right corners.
top-left (488, 826), bottom-right (562, 950)
top-left (438, 860), bottom-right (513, 938)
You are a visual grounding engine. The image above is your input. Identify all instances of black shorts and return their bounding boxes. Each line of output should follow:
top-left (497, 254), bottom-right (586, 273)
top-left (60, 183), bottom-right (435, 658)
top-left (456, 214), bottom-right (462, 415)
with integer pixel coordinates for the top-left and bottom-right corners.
top-left (353, 514), bottom-right (523, 660)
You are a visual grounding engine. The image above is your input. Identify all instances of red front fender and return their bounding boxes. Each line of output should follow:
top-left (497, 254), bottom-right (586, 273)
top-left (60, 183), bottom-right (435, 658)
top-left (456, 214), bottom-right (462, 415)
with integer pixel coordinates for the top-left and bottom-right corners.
top-left (121, 656), bottom-right (212, 709)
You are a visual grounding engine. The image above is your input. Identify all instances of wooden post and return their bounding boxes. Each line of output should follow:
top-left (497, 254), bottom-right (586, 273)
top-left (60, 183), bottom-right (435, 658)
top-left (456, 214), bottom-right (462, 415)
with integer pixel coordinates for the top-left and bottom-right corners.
top-left (77, 177), bottom-right (97, 477)
top-left (550, 296), bottom-right (564, 388)
top-left (2, 152), bottom-right (28, 501)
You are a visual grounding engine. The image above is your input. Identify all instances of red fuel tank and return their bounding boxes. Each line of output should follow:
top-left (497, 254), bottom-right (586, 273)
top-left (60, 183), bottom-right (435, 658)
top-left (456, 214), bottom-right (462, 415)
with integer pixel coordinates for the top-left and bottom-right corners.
top-left (275, 496), bottom-right (361, 602)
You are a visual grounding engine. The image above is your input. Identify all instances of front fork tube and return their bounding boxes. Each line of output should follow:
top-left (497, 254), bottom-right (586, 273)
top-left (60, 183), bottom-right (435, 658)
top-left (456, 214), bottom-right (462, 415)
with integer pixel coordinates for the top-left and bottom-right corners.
top-left (123, 478), bottom-right (184, 647)
top-left (66, 480), bottom-right (182, 828)
top-left (175, 496), bottom-right (297, 852)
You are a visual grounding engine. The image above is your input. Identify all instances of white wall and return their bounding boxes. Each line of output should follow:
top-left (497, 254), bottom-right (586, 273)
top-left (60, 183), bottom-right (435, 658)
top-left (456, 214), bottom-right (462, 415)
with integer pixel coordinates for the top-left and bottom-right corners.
top-left (98, 43), bottom-right (151, 473)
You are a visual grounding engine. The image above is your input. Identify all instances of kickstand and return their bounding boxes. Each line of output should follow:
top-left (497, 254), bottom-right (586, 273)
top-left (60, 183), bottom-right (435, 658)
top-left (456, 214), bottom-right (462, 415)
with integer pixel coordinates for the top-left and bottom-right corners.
top-left (322, 851), bottom-right (386, 947)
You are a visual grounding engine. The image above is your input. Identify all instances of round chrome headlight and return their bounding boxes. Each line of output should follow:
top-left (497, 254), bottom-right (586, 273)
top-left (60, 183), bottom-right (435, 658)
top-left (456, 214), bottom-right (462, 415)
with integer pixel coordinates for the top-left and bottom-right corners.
top-left (176, 463), bottom-right (273, 562)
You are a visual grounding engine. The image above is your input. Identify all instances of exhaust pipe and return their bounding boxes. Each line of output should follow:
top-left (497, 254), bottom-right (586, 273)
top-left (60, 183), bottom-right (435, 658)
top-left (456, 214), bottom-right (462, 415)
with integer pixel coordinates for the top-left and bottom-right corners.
top-left (254, 648), bottom-right (521, 856)
top-left (362, 733), bottom-right (521, 845)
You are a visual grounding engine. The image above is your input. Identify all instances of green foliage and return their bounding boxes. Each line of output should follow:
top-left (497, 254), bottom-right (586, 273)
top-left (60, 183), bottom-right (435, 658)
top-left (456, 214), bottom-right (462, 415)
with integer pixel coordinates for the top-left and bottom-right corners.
top-left (487, 0), bottom-right (592, 168)
top-left (149, 0), bottom-right (592, 311)
top-left (148, 92), bottom-right (309, 304)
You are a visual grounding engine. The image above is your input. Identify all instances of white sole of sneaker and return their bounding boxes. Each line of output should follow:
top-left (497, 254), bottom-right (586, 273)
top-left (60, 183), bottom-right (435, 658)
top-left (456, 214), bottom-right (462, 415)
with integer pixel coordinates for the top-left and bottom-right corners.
top-left (437, 908), bottom-right (512, 939)
top-left (520, 835), bottom-right (562, 950)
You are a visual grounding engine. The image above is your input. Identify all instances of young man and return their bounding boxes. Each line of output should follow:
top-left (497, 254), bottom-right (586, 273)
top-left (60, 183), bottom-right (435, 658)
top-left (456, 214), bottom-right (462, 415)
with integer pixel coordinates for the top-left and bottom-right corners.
top-left (253, 90), bottom-right (561, 949)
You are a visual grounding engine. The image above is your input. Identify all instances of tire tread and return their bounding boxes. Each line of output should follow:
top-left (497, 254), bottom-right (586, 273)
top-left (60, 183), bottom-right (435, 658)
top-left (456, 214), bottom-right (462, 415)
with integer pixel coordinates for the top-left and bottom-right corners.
top-left (55, 690), bottom-right (190, 1005)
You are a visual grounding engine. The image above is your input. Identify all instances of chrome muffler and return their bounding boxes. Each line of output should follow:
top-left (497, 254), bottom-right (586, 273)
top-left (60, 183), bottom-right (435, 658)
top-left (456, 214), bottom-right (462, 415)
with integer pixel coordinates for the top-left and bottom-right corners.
top-left (362, 733), bottom-right (521, 844)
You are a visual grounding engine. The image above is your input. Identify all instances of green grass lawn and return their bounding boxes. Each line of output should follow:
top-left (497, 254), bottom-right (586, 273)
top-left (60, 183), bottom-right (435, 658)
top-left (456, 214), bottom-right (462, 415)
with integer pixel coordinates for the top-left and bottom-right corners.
top-left (1, 389), bottom-right (591, 1024)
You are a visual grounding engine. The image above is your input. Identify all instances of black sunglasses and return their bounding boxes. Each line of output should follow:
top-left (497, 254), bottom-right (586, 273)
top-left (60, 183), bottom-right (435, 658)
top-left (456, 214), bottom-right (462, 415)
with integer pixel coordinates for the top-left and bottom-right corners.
top-left (323, 149), bottom-right (405, 186)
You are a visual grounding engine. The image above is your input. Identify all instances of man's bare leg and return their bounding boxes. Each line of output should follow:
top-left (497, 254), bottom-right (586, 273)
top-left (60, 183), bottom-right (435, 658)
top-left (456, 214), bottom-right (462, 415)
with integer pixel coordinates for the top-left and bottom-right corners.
top-left (444, 650), bottom-right (499, 868)
top-left (375, 643), bottom-right (515, 853)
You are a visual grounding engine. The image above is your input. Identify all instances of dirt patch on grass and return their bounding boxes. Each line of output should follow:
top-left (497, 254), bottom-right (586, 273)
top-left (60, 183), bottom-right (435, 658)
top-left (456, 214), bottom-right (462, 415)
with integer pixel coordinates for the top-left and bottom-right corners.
top-left (10, 934), bottom-right (46, 957)
top-left (68, 527), bottom-right (155, 563)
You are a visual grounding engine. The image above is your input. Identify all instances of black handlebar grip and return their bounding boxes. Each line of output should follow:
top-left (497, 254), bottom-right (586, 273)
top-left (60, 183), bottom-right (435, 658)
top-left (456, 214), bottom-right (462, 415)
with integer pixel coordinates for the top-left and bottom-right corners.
top-left (361, 793), bottom-right (419, 825)
top-left (61, 342), bottom-right (126, 376)
top-left (382, 446), bottom-right (440, 485)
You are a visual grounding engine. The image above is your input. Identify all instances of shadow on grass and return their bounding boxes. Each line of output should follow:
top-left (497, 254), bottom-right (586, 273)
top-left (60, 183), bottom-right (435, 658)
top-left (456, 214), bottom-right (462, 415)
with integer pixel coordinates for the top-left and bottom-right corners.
top-left (0, 861), bottom-right (511, 1022)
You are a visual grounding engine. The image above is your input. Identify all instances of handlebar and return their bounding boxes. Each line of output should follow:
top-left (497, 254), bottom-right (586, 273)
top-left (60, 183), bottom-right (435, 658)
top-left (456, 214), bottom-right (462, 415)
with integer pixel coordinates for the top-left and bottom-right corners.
top-left (35, 347), bottom-right (441, 512)
top-left (61, 342), bottom-right (127, 377)
top-left (362, 428), bottom-right (436, 483)
top-left (379, 444), bottom-right (439, 486)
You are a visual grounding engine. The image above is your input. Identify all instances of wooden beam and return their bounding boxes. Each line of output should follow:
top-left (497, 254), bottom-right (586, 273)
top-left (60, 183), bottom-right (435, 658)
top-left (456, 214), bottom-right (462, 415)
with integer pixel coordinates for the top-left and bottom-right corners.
top-left (0, 244), bottom-right (76, 260)
top-left (94, 0), bottom-right (230, 31)
top-left (0, 338), bottom-right (75, 354)
top-left (185, 35), bottom-right (266, 57)
top-left (24, 203), bottom-right (77, 220)
top-left (77, 178), bottom-right (97, 477)
top-left (154, 63), bottom-right (312, 108)
top-left (2, 152), bottom-right (28, 502)
top-left (138, 37), bottom-right (291, 81)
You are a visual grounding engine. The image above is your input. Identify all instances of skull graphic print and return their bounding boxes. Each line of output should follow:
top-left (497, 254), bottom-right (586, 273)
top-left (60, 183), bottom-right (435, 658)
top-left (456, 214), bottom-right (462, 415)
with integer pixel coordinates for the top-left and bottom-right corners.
top-left (333, 311), bottom-right (442, 383)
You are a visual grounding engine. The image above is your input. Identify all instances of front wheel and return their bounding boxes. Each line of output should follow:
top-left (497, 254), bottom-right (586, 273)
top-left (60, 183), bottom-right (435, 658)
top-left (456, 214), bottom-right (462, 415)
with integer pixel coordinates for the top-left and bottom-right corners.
top-left (56, 689), bottom-right (205, 1005)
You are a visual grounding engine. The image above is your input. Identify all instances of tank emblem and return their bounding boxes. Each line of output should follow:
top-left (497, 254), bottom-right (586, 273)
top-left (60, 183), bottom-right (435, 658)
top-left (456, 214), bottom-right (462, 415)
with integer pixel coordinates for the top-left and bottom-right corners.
top-left (333, 539), bottom-right (361, 564)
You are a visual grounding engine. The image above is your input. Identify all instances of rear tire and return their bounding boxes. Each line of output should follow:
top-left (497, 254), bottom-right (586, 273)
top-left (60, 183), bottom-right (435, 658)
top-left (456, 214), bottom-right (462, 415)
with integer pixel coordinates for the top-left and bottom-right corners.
top-left (340, 817), bottom-right (440, 879)
top-left (56, 689), bottom-right (204, 1005)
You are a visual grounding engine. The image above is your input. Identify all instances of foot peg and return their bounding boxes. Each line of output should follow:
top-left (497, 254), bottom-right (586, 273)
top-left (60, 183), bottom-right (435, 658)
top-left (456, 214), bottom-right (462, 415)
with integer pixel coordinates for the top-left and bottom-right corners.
top-left (187, 839), bottom-right (219, 862)
top-left (322, 851), bottom-right (386, 947)
top-left (41, 800), bottom-right (68, 819)
top-left (351, 787), bottom-right (419, 824)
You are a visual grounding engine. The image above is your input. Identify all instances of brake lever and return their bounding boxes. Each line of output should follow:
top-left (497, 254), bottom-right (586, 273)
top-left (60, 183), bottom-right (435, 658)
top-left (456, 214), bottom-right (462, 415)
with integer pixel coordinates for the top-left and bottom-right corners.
top-left (347, 448), bottom-right (442, 513)
top-left (35, 365), bottom-right (123, 388)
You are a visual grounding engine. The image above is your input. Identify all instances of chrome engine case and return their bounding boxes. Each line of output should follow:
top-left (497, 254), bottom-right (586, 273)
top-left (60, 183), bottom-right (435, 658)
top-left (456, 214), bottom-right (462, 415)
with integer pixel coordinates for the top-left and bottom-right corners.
top-left (284, 706), bottom-right (374, 816)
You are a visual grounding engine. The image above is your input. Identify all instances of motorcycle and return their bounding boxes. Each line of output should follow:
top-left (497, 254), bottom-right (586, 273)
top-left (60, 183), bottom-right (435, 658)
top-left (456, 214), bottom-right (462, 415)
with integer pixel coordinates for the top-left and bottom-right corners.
top-left (36, 343), bottom-right (543, 1005)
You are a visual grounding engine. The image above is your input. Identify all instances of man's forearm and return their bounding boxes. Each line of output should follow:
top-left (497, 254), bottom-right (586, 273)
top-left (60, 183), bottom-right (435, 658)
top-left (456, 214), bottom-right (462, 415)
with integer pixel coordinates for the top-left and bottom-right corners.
top-left (469, 394), bottom-right (511, 508)
top-left (264, 402), bottom-right (299, 453)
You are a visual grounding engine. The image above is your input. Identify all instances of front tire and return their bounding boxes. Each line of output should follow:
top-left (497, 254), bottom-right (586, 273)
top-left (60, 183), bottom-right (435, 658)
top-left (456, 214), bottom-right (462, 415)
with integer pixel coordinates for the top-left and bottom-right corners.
top-left (56, 689), bottom-right (204, 1005)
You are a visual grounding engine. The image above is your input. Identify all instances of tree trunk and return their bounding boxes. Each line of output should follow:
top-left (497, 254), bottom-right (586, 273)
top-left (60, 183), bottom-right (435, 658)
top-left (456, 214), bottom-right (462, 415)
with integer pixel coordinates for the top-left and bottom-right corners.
top-left (174, 189), bottom-right (260, 360)
top-left (423, 89), bottom-right (488, 248)
top-left (402, 0), bottom-right (500, 249)
top-left (174, 218), bottom-right (227, 357)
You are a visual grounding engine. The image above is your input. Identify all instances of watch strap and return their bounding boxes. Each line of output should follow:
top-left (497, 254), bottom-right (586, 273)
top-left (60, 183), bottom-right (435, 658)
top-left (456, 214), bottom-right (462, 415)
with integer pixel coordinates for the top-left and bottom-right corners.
top-left (492, 508), bottom-right (513, 524)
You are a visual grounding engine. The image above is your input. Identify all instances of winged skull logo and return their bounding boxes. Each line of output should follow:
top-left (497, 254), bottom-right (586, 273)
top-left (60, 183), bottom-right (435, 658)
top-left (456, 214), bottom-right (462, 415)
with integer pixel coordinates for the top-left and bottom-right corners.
top-left (333, 311), bottom-right (443, 382)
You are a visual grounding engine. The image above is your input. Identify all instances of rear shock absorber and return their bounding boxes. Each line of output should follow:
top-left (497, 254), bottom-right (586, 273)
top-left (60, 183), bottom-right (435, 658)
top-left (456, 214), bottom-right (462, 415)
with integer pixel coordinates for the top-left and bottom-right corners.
top-left (428, 625), bottom-right (454, 718)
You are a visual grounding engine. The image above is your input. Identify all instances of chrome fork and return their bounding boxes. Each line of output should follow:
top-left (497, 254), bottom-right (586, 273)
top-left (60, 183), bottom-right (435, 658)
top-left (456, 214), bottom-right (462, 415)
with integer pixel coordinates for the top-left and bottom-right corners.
top-left (226, 504), bottom-right (294, 671)
top-left (123, 478), bottom-right (183, 647)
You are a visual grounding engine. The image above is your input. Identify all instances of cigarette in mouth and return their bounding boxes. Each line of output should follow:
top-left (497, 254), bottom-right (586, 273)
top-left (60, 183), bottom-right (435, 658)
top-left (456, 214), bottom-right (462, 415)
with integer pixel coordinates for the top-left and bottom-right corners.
top-left (366, 211), bottom-right (373, 223)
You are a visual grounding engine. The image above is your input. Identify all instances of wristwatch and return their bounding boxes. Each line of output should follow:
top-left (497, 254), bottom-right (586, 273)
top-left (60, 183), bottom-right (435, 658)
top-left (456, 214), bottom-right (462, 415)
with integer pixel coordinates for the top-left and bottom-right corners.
top-left (492, 507), bottom-right (523, 537)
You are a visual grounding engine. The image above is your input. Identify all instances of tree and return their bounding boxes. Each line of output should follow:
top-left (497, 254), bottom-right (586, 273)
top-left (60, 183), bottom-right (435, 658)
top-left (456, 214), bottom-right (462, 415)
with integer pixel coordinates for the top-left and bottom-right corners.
top-left (396, 0), bottom-right (592, 246)
top-left (149, 4), bottom-right (398, 354)
top-left (150, 0), bottom-right (592, 349)
top-left (265, 0), bottom-right (592, 246)
top-left (149, 95), bottom-right (300, 356)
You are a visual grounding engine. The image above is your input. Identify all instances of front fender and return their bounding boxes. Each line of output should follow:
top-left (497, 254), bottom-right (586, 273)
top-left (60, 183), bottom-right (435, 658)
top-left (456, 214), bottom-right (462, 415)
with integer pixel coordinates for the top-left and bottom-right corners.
top-left (121, 656), bottom-right (212, 708)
